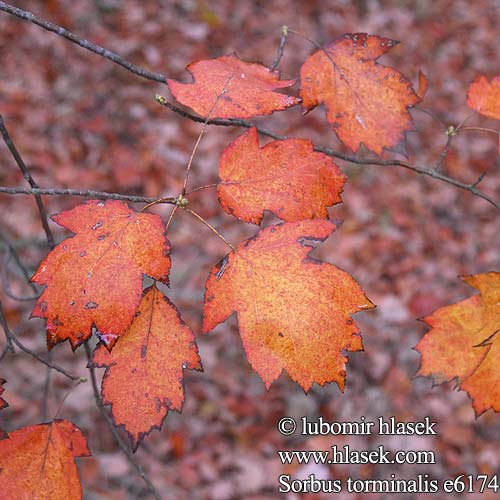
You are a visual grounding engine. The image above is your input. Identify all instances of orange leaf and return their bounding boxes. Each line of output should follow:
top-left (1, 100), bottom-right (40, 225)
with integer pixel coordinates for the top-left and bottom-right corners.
top-left (0, 420), bottom-right (90, 500)
top-left (300, 33), bottom-right (420, 155)
top-left (203, 220), bottom-right (374, 392)
top-left (217, 127), bottom-right (346, 224)
top-left (466, 75), bottom-right (500, 119)
top-left (31, 200), bottom-right (171, 350)
top-left (167, 54), bottom-right (300, 119)
top-left (92, 285), bottom-right (201, 450)
top-left (415, 272), bottom-right (500, 415)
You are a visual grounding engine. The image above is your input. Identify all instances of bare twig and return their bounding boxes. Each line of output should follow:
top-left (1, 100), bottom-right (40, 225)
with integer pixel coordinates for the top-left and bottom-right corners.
top-left (0, 231), bottom-right (40, 301)
top-left (433, 131), bottom-right (454, 172)
top-left (41, 360), bottom-right (53, 420)
top-left (0, 115), bottom-right (55, 248)
top-left (1, 251), bottom-right (40, 301)
top-left (181, 75), bottom-right (234, 196)
top-left (0, 302), bottom-right (15, 357)
top-left (0, 2), bottom-right (167, 84)
top-left (185, 183), bottom-right (218, 195)
top-left (0, 187), bottom-right (177, 205)
top-left (84, 343), bottom-right (163, 500)
top-left (184, 207), bottom-right (235, 251)
top-left (164, 205), bottom-right (179, 234)
top-left (269, 25), bottom-right (289, 71)
top-left (0, 300), bottom-right (79, 380)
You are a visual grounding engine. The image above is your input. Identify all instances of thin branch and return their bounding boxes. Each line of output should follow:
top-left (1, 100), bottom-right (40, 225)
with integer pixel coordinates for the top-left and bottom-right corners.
top-left (0, 115), bottom-right (55, 248)
top-left (41, 360), bottom-right (53, 420)
top-left (164, 205), bottom-right (178, 234)
top-left (461, 126), bottom-right (500, 136)
top-left (470, 172), bottom-right (486, 189)
top-left (84, 343), bottom-right (163, 500)
top-left (0, 231), bottom-right (40, 301)
top-left (433, 131), bottom-right (454, 172)
top-left (181, 75), bottom-right (234, 196)
top-left (0, 300), bottom-right (79, 380)
top-left (185, 183), bottom-right (218, 195)
top-left (184, 207), bottom-right (235, 251)
top-left (0, 2), bottom-right (167, 84)
top-left (1, 251), bottom-right (40, 301)
top-left (269, 25), bottom-right (289, 71)
top-left (0, 303), bottom-right (14, 357)
top-left (0, 187), bottom-right (177, 205)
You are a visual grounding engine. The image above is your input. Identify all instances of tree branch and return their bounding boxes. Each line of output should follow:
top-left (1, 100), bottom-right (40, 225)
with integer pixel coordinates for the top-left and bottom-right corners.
top-left (0, 115), bottom-right (55, 248)
top-left (269, 25), bottom-right (289, 71)
top-left (84, 343), bottom-right (163, 500)
top-left (0, 2), bottom-right (167, 84)
top-left (0, 300), bottom-right (79, 380)
top-left (0, 187), bottom-right (177, 205)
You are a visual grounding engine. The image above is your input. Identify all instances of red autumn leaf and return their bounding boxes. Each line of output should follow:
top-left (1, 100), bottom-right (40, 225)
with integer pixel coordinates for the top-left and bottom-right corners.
top-left (217, 126), bottom-right (346, 224)
top-left (466, 75), bottom-right (500, 119)
top-left (0, 419), bottom-right (90, 500)
top-left (31, 200), bottom-right (171, 349)
top-left (0, 379), bottom-right (7, 411)
top-left (92, 284), bottom-right (201, 450)
top-left (167, 54), bottom-right (300, 119)
top-left (415, 272), bottom-right (500, 416)
top-left (300, 33), bottom-right (420, 155)
top-left (203, 220), bottom-right (374, 392)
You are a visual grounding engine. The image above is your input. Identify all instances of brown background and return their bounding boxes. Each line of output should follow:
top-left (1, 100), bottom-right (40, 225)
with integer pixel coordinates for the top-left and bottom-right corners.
top-left (0, 1), bottom-right (499, 498)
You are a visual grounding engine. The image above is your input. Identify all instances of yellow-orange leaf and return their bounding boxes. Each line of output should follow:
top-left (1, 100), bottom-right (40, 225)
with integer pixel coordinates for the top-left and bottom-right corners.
top-left (467, 75), bottom-right (500, 120)
top-left (0, 420), bottom-right (90, 500)
top-left (92, 285), bottom-right (201, 450)
top-left (300, 33), bottom-right (420, 155)
top-left (416, 272), bottom-right (500, 415)
top-left (167, 54), bottom-right (299, 119)
top-left (31, 200), bottom-right (171, 349)
top-left (217, 127), bottom-right (346, 224)
top-left (203, 220), bottom-right (374, 392)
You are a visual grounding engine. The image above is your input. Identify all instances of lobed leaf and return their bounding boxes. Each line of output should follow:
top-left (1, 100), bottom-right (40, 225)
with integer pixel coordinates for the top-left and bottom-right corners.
top-left (217, 126), bottom-right (346, 224)
top-left (466, 74), bottom-right (500, 120)
top-left (92, 284), bottom-right (201, 451)
top-left (0, 420), bottom-right (90, 500)
top-left (167, 54), bottom-right (300, 119)
top-left (203, 220), bottom-right (374, 392)
top-left (31, 200), bottom-right (171, 350)
top-left (415, 272), bottom-right (500, 415)
top-left (300, 33), bottom-right (420, 155)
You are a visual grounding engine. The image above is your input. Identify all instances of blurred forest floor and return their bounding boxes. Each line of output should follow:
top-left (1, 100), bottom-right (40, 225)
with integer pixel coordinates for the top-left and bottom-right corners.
top-left (0, 1), bottom-right (499, 499)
